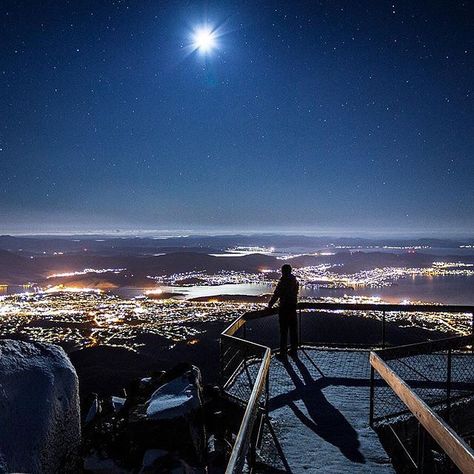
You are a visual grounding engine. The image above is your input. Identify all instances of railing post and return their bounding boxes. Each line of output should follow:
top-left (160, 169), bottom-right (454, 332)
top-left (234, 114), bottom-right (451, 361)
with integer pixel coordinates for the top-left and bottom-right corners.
top-left (298, 307), bottom-right (302, 347)
top-left (416, 421), bottom-right (426, 473)
top-left (219, 337), bottom-right (223, 389)
top-left (471, 313), bottom-right (474, 353)
top-left (265, 369), bottom-right (270, 413)
top-left (382, 311), bottom-right (386, 348)
top-left (369, 366), bottom-right (375, 426)
top-left (446, 348), bottom-right (452, 422)
top-left (249, 437), bottom-right (256, 470)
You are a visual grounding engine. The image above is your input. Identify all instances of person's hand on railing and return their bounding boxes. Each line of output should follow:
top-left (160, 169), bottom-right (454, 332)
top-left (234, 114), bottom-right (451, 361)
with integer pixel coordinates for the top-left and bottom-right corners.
top-left (244, 306), bottom-right (276, 320)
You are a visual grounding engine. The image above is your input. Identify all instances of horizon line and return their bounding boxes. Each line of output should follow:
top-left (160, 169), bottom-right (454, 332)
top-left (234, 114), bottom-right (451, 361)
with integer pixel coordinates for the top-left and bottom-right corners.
top-left (1, 229), bottom-right (473, 240)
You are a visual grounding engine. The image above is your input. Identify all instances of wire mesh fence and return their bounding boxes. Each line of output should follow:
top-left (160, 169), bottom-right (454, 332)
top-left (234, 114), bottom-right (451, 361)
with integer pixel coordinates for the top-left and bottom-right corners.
top-left (300, 308), bottom-right (384, 347)
top-left (372, 344), bottom-right (474, 425)
top-left (243, 307), bottom-right (463, 352)
top-left (220, 316), bottom-right (271, 474)
top-left (221, 334), bottom-right (268, 404)
top-left (371, 336), bottom-right (474, 472)
top-left (242, 311), bottom-right (280, 351)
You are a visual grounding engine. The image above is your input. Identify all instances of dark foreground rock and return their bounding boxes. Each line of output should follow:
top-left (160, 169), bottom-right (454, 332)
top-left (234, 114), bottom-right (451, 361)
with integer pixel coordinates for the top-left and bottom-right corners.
top-left (82, 363), bottom-right (210, 473)
top-left (0, 339), bottom-right (81, 473)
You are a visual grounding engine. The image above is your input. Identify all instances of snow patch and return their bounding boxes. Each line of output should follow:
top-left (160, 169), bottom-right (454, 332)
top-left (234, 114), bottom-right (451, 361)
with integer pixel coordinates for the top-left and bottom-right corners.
top-left (146, 366), bottom-right (202, 420)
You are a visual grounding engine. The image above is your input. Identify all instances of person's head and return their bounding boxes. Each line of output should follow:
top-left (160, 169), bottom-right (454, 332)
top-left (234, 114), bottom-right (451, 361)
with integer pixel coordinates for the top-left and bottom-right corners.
top-left (281, 264), bottom-right (292, 277)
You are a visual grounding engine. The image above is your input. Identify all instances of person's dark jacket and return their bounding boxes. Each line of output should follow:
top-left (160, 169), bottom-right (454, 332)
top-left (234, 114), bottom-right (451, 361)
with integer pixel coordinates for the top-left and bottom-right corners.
top-left (268, 274), bottom-right (299, 309)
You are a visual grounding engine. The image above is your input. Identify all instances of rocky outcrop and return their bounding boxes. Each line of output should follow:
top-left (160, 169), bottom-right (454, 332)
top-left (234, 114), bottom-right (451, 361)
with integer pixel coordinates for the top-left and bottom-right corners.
top-left (145, 366), bottom-right (202, 420)
top-left (82, 363), bottom-right (207, 472)
top-left (0, 339), bottom-right (81, 473)
top-left (129, 364), bottom-right (206, 466)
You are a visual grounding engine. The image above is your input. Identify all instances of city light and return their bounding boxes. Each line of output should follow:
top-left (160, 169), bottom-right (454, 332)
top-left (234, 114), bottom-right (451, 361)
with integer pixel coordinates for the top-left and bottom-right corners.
top-left (47, 268), bottom-right (125, 279)
top-left (44, 286), bottom-right (102, 294)
top-left (0, 290), bottom-right (470, 353)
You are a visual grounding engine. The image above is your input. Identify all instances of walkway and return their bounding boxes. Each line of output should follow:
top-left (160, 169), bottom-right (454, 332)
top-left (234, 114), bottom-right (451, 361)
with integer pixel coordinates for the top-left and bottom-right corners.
top-left (254, 349), bottom-right (394, 473)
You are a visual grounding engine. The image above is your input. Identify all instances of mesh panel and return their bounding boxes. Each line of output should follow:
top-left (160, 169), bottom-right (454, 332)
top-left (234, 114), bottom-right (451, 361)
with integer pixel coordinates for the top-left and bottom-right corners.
top-left (300, 309), bottom-right (384, 347)
top-left (221, 336), bottom-right (266, 403)
top-left (220, 324), bottom-right (270, 474)
top-left (373, 348), bottom-right (474, 427)
top-left (371, 339), bottom-right (474, 472)
top-left (244, 313), bottom-right (280, 350)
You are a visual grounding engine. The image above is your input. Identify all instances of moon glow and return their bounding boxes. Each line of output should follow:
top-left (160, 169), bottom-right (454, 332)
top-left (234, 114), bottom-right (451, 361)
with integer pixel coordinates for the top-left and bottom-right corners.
top-left (193, 27), bottom-right (217, 53)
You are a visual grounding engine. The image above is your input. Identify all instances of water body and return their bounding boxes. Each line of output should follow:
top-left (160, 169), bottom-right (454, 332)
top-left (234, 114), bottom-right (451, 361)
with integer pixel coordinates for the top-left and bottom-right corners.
top-left (1, 276), bottom-right (472, 305)
top-left (341, 275), bottom-right (474, 305)
top-left (159, 275), bottom-right (474, 305)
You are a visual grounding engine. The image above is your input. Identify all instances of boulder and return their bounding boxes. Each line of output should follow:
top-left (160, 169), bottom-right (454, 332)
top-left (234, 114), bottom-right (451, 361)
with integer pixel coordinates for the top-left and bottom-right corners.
top-left (128, 364), bottom-right (206, 466)
top-left (146, 366), bottom-right (202, 420)
top-left (0, 339), bottom-right (80, 473)
top-left (82, 364), bottom-right (207, 471)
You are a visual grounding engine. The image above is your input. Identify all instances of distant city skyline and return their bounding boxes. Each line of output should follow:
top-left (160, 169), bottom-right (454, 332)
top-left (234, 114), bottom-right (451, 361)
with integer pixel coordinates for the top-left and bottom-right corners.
top-left (1, 1), bottom-right (473, 235)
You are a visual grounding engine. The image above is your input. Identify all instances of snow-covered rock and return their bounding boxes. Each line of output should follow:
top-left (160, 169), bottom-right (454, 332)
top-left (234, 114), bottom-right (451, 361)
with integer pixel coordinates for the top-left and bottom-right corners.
top-left (146, 366), bottom-right (202, 420)
top-left (81, 364), bottom-right (207, 471)
top-left (0, 339), bottom-right (80, 473)
top-left (128, 364), bottom-right (206, 467)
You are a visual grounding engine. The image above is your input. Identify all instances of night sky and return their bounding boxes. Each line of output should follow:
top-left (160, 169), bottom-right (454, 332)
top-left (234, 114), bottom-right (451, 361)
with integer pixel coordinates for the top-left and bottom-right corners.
top-left (1, 1), bottom-right (473, 235)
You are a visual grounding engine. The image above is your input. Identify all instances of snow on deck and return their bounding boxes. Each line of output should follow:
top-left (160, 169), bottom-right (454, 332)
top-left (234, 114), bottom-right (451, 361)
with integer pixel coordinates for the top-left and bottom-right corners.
top-left (230, 348), bottom-right (395, 473)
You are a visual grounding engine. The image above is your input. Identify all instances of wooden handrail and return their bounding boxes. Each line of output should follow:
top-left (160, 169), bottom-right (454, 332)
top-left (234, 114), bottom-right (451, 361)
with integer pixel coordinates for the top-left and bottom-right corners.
top-left (222, 316), bottom-right (246, 337)
top-left (222, 333), bottom-right (270, 351)
top-left (370, 350), bottom-right (474, 473)
top-left (225, 347), bottom-right (271, 474)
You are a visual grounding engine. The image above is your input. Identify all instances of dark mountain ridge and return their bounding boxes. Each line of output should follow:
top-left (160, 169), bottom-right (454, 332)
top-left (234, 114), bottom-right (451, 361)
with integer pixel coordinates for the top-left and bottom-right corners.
top-left (1, 234), bottom-right (473, 256)
top-left (1, 248), bottom-right (473, 286)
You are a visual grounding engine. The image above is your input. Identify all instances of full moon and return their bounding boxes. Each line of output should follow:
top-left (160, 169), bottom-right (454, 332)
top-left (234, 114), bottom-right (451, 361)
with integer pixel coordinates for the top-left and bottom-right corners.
top-left (193, 27), bottom-right (216, 53)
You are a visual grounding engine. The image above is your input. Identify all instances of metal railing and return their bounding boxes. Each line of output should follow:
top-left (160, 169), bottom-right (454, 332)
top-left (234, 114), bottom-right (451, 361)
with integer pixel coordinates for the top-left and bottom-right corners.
top-left (220, 313), bottom-right (271, 474)
top-left (220, 302), bottom-right (474, 473)
top-left (370, 335), bottom-right (474, 472)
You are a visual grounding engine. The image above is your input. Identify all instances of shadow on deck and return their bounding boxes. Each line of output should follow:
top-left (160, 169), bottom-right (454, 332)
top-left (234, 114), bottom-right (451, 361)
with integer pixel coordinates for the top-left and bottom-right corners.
top-left (253, 348), bottom-right (394, 473)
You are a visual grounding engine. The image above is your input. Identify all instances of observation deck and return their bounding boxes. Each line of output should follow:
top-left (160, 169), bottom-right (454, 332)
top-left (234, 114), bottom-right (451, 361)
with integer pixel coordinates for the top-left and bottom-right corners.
top-left (229, 347), bottom-right (393, 472)
top-left (219, 303), bottom-right (474, 473)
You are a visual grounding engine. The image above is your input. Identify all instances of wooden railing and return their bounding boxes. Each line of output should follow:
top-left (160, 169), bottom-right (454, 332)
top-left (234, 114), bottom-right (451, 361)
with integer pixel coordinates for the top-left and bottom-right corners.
top-left (221, 313), bottom-right (271, 474)
top-left (224, 345), bottom-right (271, 474)
top-left (370, 336), bottom-right (474, 472)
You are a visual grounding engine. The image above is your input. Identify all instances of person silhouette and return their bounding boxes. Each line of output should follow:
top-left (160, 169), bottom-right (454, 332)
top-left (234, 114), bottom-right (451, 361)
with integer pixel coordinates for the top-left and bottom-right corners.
top-left (268, 264), bottom-right (299, 357)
